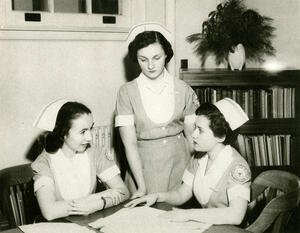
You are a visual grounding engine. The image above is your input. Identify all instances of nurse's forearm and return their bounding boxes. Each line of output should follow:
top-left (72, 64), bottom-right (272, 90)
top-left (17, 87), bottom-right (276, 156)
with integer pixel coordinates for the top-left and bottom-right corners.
top-left (36, 187), bottom-right (74, 221)
top-left (157, 184), bottom-right (192, 206)
top-left (157, 192), bottom-right (185, 205)
top-left (184, 206), bottom-right (247, 225)
top-left (39, 199), bottom-right (73, 221)
top-left (124, 145), bottom-right (146, 191)
top-left (119, 126), bottom-right (146, 192)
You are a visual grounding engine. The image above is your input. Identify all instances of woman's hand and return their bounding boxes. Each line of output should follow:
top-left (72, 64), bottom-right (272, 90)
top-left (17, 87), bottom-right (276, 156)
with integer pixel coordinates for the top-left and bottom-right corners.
top-left (130, 188), bottom-right (146, 199)
top-left (68, 199), bottom-right (96, 216)
top-left (101, 189), bottom-right (126, 206)
top-left (124, 193), bottom-right (158, 208)
top-left (160, 208), bottom-right (189, 222)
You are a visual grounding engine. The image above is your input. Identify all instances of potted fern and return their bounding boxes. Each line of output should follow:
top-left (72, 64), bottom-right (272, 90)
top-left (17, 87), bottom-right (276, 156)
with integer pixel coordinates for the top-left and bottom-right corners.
top-left (187, 0), bottom-right (276, 70)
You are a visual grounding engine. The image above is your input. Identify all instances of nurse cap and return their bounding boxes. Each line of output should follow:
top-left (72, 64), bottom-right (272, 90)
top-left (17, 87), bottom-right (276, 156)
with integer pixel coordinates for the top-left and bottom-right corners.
top-left (214, 98), bottom-right (249, 130)
top-left (33, 99), bottom-right (70, 131)
top-left (126, 22), bottom-right (173, 47)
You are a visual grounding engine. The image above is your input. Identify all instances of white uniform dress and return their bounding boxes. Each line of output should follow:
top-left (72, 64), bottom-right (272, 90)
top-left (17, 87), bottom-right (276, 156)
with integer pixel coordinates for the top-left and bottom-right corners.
top-left (182, 145), bottom-right (251, 208)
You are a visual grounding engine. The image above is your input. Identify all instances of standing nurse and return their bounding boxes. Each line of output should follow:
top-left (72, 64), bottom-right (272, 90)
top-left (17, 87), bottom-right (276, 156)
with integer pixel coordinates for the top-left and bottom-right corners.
top-left (115, 23), bottom-right (199, 198)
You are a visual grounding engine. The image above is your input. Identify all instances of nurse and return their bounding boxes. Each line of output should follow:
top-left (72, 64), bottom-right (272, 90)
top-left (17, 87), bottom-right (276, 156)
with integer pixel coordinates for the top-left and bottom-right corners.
top-left (115, 23), bottom-right (199, 198)
top-left (126, 98), bottom-right (251, 225)
top-left (31, 99), bottom-right (129, 221)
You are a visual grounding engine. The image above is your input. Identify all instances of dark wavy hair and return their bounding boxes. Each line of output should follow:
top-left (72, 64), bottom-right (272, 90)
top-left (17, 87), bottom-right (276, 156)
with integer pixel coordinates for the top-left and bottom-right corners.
top-left (128, 31), bottom-right (173, 64)
top-left (196, 103), bottom-right (237, 145)
top-left (45, 102), bottom-right (91, 153)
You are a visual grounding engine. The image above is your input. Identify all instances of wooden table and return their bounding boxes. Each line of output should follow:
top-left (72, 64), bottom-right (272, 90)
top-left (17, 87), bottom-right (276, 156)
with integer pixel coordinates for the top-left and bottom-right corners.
top-left (2, 202), bottom-right (250, 233)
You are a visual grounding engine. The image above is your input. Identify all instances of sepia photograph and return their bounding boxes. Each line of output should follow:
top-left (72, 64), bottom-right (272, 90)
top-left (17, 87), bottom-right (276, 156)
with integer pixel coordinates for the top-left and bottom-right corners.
top-left (0, 0), bottom-right (300, 232)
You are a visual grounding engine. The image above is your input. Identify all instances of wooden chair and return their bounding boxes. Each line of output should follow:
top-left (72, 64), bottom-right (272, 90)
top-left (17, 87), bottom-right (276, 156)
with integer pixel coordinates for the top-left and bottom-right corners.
top-left (0, 163), bottom-right (41, 229)
top-left (244, 170), bottom-right (300, 233)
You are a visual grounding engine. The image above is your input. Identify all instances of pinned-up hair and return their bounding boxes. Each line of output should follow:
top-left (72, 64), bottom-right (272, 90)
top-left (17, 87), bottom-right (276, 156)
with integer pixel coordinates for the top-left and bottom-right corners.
top-left (45, 102), bottom-right (91, 153)
top-left (196, 103), bottom-right (236, 145)
top-left (128, 31), bottom-right (174, 64)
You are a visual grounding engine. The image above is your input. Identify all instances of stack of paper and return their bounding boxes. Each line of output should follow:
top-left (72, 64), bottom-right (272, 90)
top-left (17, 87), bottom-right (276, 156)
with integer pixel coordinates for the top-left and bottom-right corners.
top-left (89, 207), bottom-right (211, 233)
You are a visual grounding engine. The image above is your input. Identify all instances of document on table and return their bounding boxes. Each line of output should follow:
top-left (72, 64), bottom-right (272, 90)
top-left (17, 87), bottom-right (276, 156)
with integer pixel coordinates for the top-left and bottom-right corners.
top-left (19, 222), bottom-right (95, 233)
top-left (88, 206), bottom-right (211, 233)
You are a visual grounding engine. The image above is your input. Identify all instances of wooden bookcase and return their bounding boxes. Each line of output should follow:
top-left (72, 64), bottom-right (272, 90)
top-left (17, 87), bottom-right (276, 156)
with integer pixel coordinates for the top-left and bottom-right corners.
top-left (180, 68), bottom-right (300, 177)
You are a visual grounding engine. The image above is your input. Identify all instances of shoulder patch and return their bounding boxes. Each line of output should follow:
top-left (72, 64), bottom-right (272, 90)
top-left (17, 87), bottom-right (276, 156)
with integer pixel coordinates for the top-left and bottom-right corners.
top-left (192, 92), bottom-right (200, 108)
top-left (230, 164), bottom-right (251, 184)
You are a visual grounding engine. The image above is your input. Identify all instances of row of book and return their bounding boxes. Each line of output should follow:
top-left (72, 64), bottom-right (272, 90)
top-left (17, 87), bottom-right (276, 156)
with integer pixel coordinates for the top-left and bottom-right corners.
top-left (236, 134), bottom-right (292, 167)
top-left (194, 87), bottom-right (295, 119)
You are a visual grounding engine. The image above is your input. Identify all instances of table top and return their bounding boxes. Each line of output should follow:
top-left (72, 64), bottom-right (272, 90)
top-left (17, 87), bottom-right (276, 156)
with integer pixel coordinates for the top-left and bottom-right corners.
top-left (2, 202), bottom-right (250, 233)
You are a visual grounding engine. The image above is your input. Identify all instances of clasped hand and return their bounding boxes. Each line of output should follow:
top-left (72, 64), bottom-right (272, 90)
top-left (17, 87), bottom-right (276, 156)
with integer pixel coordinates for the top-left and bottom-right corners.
top-left (101, 188), bottom-right (125, 206)
top-left (68, 188), bottom-right (125, 216)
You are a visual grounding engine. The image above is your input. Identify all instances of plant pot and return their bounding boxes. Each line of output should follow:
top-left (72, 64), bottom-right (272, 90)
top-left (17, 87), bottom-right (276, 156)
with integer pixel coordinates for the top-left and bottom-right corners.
top-left (228, 43), bottom-right (246, 71)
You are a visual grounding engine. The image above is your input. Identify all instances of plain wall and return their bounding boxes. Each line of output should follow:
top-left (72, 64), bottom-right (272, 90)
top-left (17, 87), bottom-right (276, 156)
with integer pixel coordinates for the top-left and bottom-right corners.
top-left (0, 39), bottom-right (128, 168)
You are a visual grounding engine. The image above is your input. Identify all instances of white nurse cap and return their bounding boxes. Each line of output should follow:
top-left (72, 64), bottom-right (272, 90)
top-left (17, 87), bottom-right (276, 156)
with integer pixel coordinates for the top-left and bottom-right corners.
top-left (33, 99), bottom-right (70, 131)
top-left (126, 22), bottom-right (173, 47)
top-left (214, 98), bottom-right (249, 130)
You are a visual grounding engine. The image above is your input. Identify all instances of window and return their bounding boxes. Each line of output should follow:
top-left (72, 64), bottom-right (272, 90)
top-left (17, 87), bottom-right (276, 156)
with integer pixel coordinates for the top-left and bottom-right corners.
top-left (1, 0), bottom-right (134, 32)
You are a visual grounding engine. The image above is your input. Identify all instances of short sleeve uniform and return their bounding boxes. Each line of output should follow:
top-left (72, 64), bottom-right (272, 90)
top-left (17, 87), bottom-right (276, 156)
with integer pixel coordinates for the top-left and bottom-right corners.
top-left (182, 145), bottom-right (251, 208)
top-left (31, 146), bottom-right (120, 201)
top-left (115, 70), bottom-right (199, 193)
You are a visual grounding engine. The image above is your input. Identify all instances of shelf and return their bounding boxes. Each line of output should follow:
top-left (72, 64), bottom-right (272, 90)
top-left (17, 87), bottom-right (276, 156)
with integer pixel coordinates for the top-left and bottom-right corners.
top-left (239, 118), bottom-right (297, 134)
top-left (180, 68), bottom-right (300, 87)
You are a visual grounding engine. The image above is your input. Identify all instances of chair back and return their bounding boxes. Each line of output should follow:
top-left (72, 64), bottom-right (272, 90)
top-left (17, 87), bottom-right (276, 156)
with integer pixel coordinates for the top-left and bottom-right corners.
top-left (0, 163), bottom-right (41, 229)
top-left (245, 170), bottom-right (300, 233)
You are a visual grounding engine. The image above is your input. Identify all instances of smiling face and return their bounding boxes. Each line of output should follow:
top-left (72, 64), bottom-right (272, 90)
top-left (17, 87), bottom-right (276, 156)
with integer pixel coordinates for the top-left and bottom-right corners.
top-left (137, 42), bottom-right (167, 80)
top-left (62, 113), bottom-right (94, 154)
top-left (192, 115), bottom-right (225, 153)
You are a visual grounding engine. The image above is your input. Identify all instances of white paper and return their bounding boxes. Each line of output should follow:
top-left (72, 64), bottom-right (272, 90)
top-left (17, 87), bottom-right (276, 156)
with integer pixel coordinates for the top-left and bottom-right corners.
top-left (89, 207), bottom-right (211, 233)
top-left (19, 222), bottom-right (95, 233)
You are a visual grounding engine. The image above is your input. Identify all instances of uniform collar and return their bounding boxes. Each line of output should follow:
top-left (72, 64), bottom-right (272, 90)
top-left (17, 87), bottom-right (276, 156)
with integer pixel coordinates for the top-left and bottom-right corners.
top-left (137, 69), bottom-right (172, 94)
top-left (199, 145), bottom-right (233, 181)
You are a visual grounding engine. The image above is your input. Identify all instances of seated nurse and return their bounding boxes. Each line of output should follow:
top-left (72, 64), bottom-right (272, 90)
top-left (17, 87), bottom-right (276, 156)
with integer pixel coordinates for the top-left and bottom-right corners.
top-left (126, 98), bottom-right (251, 225)
top-left (31, 99), bottom-right (129, 221)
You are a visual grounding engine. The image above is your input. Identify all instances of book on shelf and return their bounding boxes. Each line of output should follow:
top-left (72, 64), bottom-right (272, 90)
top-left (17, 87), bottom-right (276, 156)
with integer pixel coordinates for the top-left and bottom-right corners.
top-left (266, 135), bottom-right (273, 166)
top-left (244, 136), bottom-right (254, 167)
top-left (252, 136), bottom-right (261, 166)
top-left (236, 134), bottom-right (292, 167)
top-left (193, 87), bottom-right (295, 119)
top-left (285, 135), bottom-right (291, 166)
top-left (258, 135), bottom-right (267, 166)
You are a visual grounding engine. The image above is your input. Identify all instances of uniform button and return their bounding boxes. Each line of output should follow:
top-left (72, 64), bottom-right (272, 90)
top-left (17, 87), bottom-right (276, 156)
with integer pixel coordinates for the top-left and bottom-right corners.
top-left (177, 135), bottom-right (181, 139)
top-left (163, 140), bottom-right (167, 144)
top-left (162, 126), bottom-right (166, 130)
